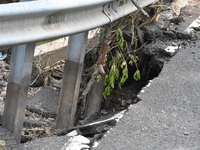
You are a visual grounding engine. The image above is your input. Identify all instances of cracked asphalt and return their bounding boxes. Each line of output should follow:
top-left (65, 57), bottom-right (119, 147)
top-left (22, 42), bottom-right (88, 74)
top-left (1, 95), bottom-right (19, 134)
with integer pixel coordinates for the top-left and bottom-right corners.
top-left (95, 39), bottom-right (200, 149)
top-left (95, 3), bottom-right (200, 149)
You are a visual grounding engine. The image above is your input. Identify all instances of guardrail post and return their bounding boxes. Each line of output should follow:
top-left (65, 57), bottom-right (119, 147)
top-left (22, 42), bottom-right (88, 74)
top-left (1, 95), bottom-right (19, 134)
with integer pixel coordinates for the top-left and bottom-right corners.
top-left (2, 43), bottom-right (35, 143)
top-left (56, 31), bottom-right (88, 130)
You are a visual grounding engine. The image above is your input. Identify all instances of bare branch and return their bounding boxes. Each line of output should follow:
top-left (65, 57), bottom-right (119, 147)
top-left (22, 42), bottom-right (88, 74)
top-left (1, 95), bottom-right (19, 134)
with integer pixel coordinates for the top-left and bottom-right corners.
top-left (131, 0), bottom-right (149, 17)
top-left (79, 25), bottom-right (112, 116)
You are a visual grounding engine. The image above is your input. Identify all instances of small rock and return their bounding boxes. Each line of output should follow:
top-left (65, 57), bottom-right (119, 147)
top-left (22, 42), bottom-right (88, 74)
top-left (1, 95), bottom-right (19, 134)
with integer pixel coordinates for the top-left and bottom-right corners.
top-left (181, 41), bottom-right (188, 47)
top-left (117, 98), bottom-right (122, 102)
top-left (121, 100), bottom-right (126, 106)
top-left (44, 127), bottom-right (53, 136)
top-left (157, 16), bottom-right (170, 30)
top-left (170, 17), bottom-right (184, 25)
top-left (184, 132), bottom-right (189, 135)
top-left (51, 78), bottom-right (62, 88)
top-left (3, 73), bottom-right (8, 80)
top-left (47, 118), bottom-right (55, 121)
top-left (1, 91), bottom-right (6, 97)
top-left (119, 107), bottom-right (124, 110)
top-left (171, 42), bottom-right (177, 46)
top-left (193, 26), bottom-right (200, 31)
top-left (101, 110), bottom-right (108, 115)
top-left (126, 99), bottom-right (133, 105)
top-left (4, 65), bottom-right (9, 70)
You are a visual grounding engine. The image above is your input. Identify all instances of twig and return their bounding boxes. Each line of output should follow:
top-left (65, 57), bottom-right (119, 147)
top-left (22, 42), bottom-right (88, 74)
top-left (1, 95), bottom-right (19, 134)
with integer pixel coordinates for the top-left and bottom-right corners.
top-left (85, 46), bottom-right (97, 54)
top-left (30, 74), bottom-right (40, 86)
top-left (43, 59), bottom-right (64, 70)
top-left (131, 0), bottom-right (149, 17)
top-left (30, 59), bottom-right (64, 86)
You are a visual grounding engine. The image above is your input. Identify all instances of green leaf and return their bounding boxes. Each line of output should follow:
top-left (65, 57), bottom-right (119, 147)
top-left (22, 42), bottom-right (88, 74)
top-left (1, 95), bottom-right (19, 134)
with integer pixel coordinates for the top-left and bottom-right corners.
top-left (104, 74), bottom-right (109, 86)
top-left (119, 77), bottom-right (124, 88)
top-left (109, 76), bottom-right (115, 88)
top-left (103, 91), bottom-right (107, 99)
top-left (118, 65), bottom-right (128, 87)
top-left (119, 75), bottom-right (128, 87)
top-left (133, 56), bottom-right (139, 63)
top-left (118, 38), bottom-right (124, 50)
top-left (116, 29), bottom-right (120, 40)
top-left (111, 64), bottom-right (116, 72)
top-left (129, 60), bottom-right (133, 65)
top-left (120, 61), bottom-right (126, 68)
top-left (103, 86), bottom-right (112, 99)
top-left (115, 68), bottom-right (119, 79)
top-left (122, 66), bottom-right (128, 75)
top-left (119, 1), bottom-right (125, 7)
top-left (109, 60), bottom-right (113, 67)
top-left (96, 75), bottom-right (102, 82)
top-left (107, 86), bottom-right (112, 93)
top-left (133, 70), bottom-right (141, 81)
top-left (116, 28), bottom-right (123, 41)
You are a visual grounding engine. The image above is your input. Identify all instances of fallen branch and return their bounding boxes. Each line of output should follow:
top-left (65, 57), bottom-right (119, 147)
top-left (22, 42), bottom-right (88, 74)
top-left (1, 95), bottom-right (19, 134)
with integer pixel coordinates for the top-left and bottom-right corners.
top-left (131, 0), bottom-right (149, 17)
top-left (79, 25), bottom-right (112, 116)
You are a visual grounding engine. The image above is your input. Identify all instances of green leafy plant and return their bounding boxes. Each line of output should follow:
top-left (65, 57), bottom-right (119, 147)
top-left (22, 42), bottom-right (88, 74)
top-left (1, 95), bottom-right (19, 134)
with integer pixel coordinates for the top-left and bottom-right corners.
top-left (128, 54), bottom-right (140, 81)
top-left (103, 52), bottom-right (120, 99)
top-left (116, 28), bottom-right (125, 50)
top-left (103, 28), bottom-right (141, 99)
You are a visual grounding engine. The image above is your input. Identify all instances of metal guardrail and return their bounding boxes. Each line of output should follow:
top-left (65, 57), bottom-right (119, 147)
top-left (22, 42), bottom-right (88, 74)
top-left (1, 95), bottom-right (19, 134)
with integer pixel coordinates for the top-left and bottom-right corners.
top-left (0, 0), bottom-right (157, 144)
top-left (0, 0), bottom-right (157, 46)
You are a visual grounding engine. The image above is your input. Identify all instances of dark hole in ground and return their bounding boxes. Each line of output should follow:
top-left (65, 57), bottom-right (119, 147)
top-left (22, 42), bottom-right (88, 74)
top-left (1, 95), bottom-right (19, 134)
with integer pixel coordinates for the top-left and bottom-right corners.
top-left (19, 15), bottom-right (188, 144)
top-left (53, 20), bottom-right (189, 145)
